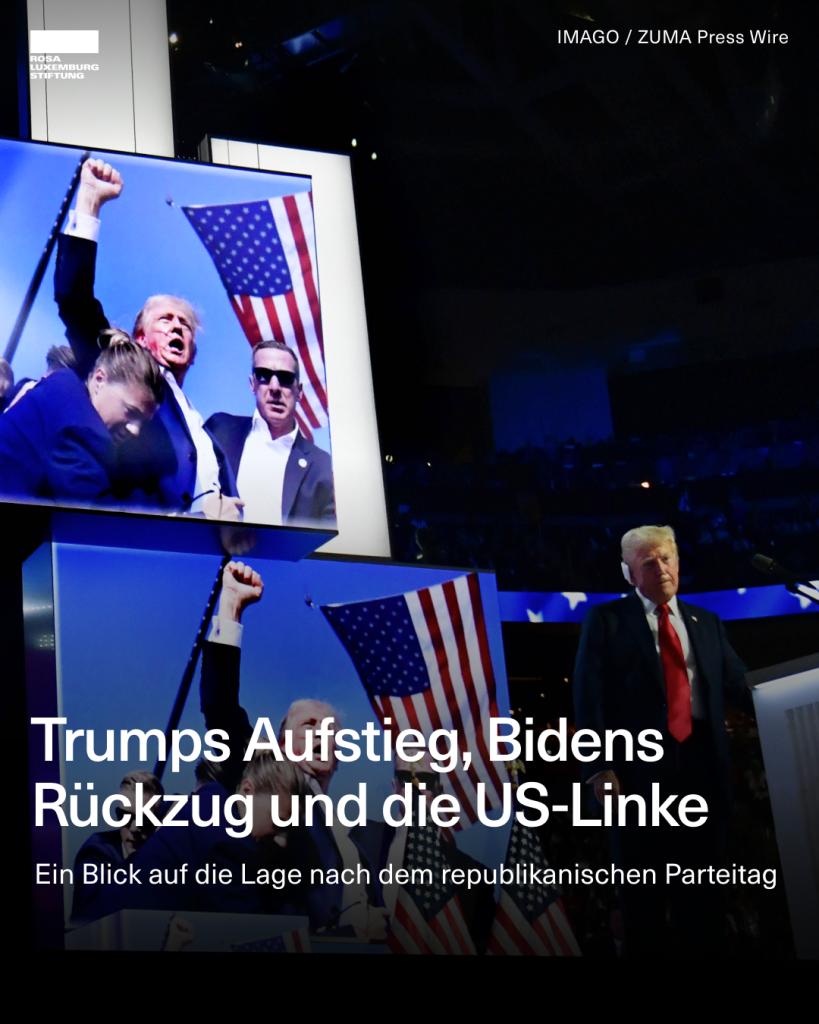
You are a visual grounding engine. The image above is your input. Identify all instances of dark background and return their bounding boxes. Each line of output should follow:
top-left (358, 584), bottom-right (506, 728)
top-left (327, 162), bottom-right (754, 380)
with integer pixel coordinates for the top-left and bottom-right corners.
top-left (158, 1), bottom-right (819, 599)
top-left (2, 0), bottom-right (817, 956)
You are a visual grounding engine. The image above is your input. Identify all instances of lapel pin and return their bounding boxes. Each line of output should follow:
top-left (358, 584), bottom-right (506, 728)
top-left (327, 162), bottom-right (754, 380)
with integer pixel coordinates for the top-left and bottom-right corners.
top-left (298, 458), bottom-right (308, 469)
top-left (691, 616), bottom-right (698, 622)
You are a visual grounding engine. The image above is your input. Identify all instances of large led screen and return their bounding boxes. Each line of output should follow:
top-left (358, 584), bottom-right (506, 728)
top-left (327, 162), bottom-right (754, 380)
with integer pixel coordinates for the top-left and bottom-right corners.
top-left (0, 138), bottom-right (337, 535)
top-left (24, 545), bottom-right (581, 955)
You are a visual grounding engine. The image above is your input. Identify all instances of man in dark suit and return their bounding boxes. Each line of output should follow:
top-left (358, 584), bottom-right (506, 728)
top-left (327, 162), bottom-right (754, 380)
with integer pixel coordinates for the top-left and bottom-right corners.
top-left (206, 340), bottom-right (335, 528)
top-left (200, 560), bottom-right (385, 941)
top-left (0, 342), bottom-right (163, 504)
top-left (573, 524), bottom-right (751, 957)
top-left (54, 158), bottom-right (241, 517)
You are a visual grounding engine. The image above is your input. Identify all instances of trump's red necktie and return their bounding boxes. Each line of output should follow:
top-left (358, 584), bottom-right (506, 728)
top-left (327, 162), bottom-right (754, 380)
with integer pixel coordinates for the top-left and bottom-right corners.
top-left (657, 603), bottom-right (692, 743)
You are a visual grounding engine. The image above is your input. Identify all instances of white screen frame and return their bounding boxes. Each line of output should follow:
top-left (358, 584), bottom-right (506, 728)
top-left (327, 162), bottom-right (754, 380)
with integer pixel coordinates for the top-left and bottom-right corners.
top-left (208, 137), bottom-right (390, 558)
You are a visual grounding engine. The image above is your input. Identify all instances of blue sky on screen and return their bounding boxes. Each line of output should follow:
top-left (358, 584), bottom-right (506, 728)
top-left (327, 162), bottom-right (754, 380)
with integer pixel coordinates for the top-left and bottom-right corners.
top-left (0, 139), bottom-right (328, 444)
top-left (51, 545), bottom-right (512, 874)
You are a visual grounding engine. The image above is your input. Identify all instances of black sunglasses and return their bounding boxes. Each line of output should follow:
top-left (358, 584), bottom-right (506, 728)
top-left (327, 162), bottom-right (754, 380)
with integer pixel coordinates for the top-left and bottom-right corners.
top-left (253, 367), bottom-right (298, 388)
top-left (395, 771), bottom-right (438, 786)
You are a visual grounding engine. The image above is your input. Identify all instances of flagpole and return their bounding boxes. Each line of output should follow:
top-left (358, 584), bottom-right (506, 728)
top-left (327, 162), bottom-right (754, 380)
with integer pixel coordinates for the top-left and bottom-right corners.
top-left (3, 148), bottom-right (91, 364)
top-left (153, 555), bottom-right (231, 779)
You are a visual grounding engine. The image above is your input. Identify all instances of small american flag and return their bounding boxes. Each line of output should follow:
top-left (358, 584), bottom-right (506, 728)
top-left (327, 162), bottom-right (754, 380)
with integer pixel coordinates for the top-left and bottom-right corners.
top-left (322, 573), bottom-right (507, 828)
top-left (231, 926), bottom-right (311, 953)
top-left (388, 817), bottom-right (476, 955)
top-left (487, 797), bottom-right (581, 956)
top-left (182, 194), bottom-right (326, 441)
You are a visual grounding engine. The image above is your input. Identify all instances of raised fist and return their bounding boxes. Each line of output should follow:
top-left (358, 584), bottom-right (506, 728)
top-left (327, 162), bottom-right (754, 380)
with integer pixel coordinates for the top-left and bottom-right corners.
top-left (75, 158), bottom-right (123, 217)
top-left (218, 560), bottom-right (264, 622)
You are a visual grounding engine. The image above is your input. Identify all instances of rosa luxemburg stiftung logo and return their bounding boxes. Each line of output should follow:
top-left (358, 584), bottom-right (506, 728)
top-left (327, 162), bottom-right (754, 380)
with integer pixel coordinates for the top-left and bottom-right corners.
top-left (29, 29), bottom-right (99, 79)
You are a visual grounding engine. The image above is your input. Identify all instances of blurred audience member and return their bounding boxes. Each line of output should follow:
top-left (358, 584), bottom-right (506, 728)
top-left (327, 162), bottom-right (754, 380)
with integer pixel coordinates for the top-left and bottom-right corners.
top-left (71, 770), bottom-right (164, 922)
top-left (5, 344), bottom-right (77, 411)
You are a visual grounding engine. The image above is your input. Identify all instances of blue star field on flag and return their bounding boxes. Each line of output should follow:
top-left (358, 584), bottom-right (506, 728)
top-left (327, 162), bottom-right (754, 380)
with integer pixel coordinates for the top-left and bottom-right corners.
top-left (404, 821), bottom-right (455, 921)
top-left (182, 201), bottom-right (294, 297)
top-left (322, 574), bottom-right (508, 832)
top-left (504, 803), bottom-right (561, 922)
top-left (323, 596), bottom-right (430, 698)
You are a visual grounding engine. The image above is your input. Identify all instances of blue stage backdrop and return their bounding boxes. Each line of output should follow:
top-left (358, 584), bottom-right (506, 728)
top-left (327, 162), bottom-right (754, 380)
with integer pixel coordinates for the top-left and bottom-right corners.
top-left (498, 584), bottom-right (819, 623)
top-left (49, 545), bottom-right (514, 901)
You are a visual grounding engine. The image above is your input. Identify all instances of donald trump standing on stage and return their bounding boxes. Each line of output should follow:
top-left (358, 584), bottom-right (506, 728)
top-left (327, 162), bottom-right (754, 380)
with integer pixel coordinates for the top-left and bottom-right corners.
top-left (573, 524), bottom-right (752, 957)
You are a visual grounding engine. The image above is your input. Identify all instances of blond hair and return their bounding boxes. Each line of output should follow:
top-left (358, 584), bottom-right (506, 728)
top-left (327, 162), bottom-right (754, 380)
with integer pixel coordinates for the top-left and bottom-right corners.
top-left (240, 751), bottom-right (312, 799)
top-left (621, 525), bottom-right (678, 567)
top-left (133, 295), bottom-right (201, 339)
top-left (278, 699), bottom-right (340, 743)
top-left (90, 339), bottom-right (165, 404)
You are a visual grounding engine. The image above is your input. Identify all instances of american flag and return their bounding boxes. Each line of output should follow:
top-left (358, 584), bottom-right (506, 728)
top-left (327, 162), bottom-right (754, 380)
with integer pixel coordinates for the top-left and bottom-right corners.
top-left (322, 573), bottom-right (507, 828)
top-left (182, 194), bottom-right (326, 441)
top-left (487, 795), bottom-right (581, 956)
top-left (387, 817), bottom-right (476, 955)
top-left (231, 926), bottom-right (311, 953)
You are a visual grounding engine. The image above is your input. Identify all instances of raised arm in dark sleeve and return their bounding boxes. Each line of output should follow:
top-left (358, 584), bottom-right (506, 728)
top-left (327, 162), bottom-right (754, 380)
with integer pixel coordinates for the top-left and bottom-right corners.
top-left (200, 640), bottom-right (254, 794)
top-left (54, 234), bottom-right (110, 379)
top-left (199, 561), bottom-right (265, 792)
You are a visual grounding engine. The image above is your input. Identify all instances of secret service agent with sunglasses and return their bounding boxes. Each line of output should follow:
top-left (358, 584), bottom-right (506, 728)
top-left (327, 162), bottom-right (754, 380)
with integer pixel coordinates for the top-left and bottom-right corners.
top-left (206, 340), bottom-right (336, 528)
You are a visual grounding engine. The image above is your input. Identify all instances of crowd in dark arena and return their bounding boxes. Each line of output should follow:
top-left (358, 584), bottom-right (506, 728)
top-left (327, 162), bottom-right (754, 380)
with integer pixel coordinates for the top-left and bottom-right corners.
top-left (387, 413), bottom-right (819, 592)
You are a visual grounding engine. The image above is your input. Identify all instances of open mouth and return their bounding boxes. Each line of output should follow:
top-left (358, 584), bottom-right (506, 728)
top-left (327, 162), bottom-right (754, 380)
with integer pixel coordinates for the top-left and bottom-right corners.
top-left (168, 338), bottom-right (185, 353)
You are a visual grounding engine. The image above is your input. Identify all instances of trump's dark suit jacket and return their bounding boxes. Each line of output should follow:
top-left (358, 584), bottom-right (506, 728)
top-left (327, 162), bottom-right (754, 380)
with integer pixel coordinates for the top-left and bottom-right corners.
top-left (54, 233), bottom-right (236, 510)
top-left (205, 412), bottom-right (336, 527)
top-left (199, 641), bottom-right (346, 931)
top-left (573, 592), bottom-right (751, 814)
top-left (0, 369), bottom-right (116, 502)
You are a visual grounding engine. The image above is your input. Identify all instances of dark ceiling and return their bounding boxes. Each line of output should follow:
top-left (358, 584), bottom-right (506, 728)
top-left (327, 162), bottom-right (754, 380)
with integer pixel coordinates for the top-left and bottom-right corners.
top-left (165, 0), bottom-right (819, 291)
top-left (162, 0), bottom-right (819, 452)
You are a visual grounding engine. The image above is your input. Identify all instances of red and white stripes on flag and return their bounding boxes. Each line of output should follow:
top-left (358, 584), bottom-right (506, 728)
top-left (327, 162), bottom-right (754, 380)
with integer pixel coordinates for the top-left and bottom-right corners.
top-left (230, 194), bottom-right (325, 441)
top-left (182, 192), bottom-right (326, 442)
top-left (390, 888), bottom-right (476, 956)
top-left (385, 820), bottom-right (477, 955)
top-left (323, 573), bottom-right (507, 829)
top-left (388, 575), bottom-right (506, 827)
top-left (283, 925), bottom-right (312, 953)
top-left (488, 892), bottom-right (580, 957)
